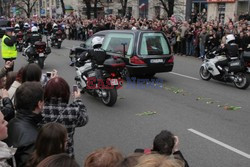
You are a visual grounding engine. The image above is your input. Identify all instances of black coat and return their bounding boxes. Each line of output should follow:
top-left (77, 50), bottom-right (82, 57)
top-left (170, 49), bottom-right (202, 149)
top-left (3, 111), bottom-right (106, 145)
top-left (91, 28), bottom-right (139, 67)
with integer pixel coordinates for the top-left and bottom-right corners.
top-left (5, 111), bottom-right (42, 167)
top-left (25, 33), bottom-right (42, 45)
top-left (1, 97), bottom-right (15, 121)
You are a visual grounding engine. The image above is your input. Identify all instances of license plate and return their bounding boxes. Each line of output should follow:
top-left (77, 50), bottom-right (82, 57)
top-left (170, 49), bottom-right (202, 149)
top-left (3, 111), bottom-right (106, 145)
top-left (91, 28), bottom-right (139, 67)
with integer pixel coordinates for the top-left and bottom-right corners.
top-left (58, 39), bottom-right (62, 41)
top-left (39, 53), bottom-right (44, 57)
top-left (150, 59), bottom-right (164, 63)
top-left (110, 79), bottom-right (118, 86)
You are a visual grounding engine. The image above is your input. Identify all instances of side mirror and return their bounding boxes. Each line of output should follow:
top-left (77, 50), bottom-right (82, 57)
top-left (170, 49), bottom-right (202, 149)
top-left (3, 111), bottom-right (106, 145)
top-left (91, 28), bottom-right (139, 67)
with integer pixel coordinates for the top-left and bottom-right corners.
top-left (80, 42), bottom-right (86, 48)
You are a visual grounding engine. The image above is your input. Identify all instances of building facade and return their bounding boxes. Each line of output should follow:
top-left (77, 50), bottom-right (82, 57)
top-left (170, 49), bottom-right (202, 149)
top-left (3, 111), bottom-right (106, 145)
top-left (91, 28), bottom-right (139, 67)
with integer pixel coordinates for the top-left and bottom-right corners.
top-left (207, 0), bottom-right (250, 23)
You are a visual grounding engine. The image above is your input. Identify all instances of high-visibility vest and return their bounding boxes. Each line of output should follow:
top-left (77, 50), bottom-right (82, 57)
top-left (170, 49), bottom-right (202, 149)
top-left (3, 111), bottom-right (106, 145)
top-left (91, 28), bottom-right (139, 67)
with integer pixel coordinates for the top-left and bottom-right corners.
top-left (1, 35), bottom-right (17, 59)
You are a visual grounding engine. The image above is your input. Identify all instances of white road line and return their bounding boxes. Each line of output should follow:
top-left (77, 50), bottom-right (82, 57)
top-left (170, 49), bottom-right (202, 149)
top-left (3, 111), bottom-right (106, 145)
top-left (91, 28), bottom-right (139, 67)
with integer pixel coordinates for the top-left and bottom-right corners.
top-left (170, 72), bottom-right (200, 81)
top-left (188, 128), bottom-right (250, 159)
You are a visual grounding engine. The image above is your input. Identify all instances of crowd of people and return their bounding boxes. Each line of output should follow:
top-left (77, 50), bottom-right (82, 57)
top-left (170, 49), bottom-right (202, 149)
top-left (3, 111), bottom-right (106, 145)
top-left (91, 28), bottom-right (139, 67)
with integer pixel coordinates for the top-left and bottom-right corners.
top-left (0, 13), bottom-right (249, 167)
top-left (7, 13), bottom-right (250, 59)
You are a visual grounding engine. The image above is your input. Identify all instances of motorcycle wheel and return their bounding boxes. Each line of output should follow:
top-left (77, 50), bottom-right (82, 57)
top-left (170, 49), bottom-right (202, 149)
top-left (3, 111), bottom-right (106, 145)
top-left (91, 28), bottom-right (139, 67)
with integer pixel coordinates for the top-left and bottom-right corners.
top-left (38, 57), bottom-right (45, 69)
top-left (121, 67), bottom-right (131, 81)
top-left (101, 89), bottom-right (117, 106)
top-left (233, 72), bottom-right (250, 89)
top-left (199, 66), bottom-right (212, 81)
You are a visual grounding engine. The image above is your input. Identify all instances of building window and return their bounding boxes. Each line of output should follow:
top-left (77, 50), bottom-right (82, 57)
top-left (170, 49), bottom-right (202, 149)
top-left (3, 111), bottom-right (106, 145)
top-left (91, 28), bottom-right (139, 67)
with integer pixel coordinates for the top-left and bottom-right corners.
top-left (155, 6), bottom-right (160, 19)
top-left (218, 3), bottom-right (226, 23)
top-left (118, 9), bottom-right (123, 16)
top-left (107, 0), bottom-right (112, 2)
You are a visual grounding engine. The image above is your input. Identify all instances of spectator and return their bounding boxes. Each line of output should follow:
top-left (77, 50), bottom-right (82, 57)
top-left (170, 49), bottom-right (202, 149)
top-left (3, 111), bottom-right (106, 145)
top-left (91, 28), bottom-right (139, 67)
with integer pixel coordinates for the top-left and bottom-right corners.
top-left (7, 67), bottom-right (23, 103)
top-left (84, 147), bottom-right (123, 167)
top-left (135, 130), bottom-right (189, 167)
top-left (41, 77), bottom-right (88, 157)
top-left (135, 154), bottom-right (184, 167)
top-left (0, 111), bottom-right (17, 167)
top-left (5, 82), bottom-right (44, 167)
top-left (152, 130), bottom-right (189, 167)
top-left (21, 63), bottom-right (42, 83)
top-left (0, 89), bottom-right (15, 121)
top-left (37, 153), bottom-right (80, 167)
top-left (0, 61), bottom-right (14, 79)
top-left (26, 122), bottom-right (68, 167)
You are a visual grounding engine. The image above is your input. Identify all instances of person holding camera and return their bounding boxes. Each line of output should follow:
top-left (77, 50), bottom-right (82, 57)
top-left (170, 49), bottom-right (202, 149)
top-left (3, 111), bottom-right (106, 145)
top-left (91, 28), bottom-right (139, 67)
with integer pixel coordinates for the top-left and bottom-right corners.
top-left (134, 130), bottom-right (189, 167)
top-left (41, 77), bottom-right (88, 157)
top-left (0, 61), bottom-right (14, 79)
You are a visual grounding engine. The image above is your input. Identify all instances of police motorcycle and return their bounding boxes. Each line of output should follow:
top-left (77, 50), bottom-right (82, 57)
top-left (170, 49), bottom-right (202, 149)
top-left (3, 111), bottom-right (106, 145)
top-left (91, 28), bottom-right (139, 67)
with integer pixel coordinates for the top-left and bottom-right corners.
top-left (199, 48), bottom-right (250, 89)
top-left (50, 24), bottom-right (63, 49)
top-left (74, 37), bottom-right (125, 106)
top-left (23, 27), bottom-right (51, 69)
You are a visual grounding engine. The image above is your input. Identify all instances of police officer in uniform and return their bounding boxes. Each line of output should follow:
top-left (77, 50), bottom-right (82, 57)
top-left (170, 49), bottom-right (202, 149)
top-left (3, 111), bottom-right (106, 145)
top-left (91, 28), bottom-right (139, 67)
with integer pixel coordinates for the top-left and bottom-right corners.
top-left (215, 34), bottom-right (239, 73)
top-left (1, 27), bottom-right (17, 71)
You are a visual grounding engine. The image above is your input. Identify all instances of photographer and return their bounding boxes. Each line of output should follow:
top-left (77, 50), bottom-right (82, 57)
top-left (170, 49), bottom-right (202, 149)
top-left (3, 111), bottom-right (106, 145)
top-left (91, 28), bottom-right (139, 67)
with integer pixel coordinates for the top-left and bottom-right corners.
top-left (134, 130), bottom-right (189, 167)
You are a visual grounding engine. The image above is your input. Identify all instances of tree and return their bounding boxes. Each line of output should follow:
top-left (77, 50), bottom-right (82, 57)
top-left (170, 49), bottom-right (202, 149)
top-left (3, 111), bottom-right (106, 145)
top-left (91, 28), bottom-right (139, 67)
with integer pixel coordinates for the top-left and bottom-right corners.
top-left (82, 0), bottom-right (103, 19)
top-left (60, 0), bottom-right (66, 16)
top-left (15, 0), bottom-right (38, 18)
top-left (120, 0), bottom-right (128, 17)
top-left (82, 0), bottom-right (92, 19)
top-left (159, 0), bottom-right (174, 17)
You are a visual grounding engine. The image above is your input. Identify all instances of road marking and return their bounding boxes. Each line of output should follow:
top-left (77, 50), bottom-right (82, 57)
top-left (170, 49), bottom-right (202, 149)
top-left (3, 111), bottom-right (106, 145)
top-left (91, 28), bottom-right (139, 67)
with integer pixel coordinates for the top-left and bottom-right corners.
top-left (188, 129), bottom-right (250, 159)
top-left (170, 72), bottom-right (200, 81)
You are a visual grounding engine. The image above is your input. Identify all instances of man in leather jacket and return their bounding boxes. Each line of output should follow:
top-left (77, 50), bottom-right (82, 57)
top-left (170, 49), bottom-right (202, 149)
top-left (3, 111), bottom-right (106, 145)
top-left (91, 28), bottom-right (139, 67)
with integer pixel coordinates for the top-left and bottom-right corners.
top-left (215, 34), bottom-right (239, 72)
top-left (5, 82), bottom-right (44, 167)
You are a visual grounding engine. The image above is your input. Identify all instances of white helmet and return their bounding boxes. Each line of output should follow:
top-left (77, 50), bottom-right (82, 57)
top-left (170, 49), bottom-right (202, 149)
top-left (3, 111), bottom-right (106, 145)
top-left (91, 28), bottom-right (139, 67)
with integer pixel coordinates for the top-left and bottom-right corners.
top-left (24, 22), bottom-right (30, 28)
top-left (31, 26), bottom-right (38, 32)
top-left (226, 34), bottom-right (235, 44)
top-left (53, 23), bottom-right (58, 28)
top-left (15, 24), bottom-right (20, 28)
top-left (92, 36), bottom-right (103, 48)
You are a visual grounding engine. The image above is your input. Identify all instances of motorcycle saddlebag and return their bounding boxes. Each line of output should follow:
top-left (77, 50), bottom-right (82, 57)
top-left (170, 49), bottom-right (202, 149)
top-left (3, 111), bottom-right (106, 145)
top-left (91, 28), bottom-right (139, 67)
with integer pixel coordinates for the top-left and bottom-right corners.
top-left (34, 41), bottom-right (46, 49)
top-left (228, 59), bottom-right (244, 72)
top-left (104, 57), bottom-right (126, 73)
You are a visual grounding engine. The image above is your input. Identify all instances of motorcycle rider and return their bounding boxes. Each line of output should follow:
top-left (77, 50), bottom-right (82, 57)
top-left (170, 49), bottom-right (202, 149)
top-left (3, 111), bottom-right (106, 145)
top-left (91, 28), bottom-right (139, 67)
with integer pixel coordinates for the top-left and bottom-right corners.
top-left (215, 34), bottom-right (239, 73)
top-left (14, 24), bottom-right (21, 34)
top-left (51, 23), bottom-right (59, 39)
top-left (23, 26), bottom-right (42, 61)
top-left (75, 36), bottom-right (105, 88)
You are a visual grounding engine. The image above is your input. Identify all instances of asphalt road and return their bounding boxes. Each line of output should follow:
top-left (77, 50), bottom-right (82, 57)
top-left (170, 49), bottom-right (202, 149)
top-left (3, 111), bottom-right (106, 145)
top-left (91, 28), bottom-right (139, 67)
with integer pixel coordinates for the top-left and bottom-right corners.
top-left (1, 39), bottom-right (249, 167)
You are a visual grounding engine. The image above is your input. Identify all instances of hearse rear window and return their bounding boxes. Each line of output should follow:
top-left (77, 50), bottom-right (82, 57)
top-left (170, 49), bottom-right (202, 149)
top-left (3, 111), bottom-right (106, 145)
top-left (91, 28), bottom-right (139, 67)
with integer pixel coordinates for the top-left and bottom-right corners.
top-left (139, 33), bottom-right (170, 55)
top-left (102, 33), bottom-right (134, 55)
